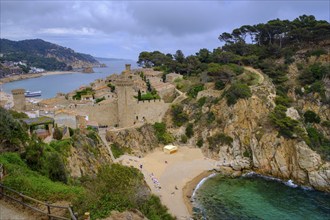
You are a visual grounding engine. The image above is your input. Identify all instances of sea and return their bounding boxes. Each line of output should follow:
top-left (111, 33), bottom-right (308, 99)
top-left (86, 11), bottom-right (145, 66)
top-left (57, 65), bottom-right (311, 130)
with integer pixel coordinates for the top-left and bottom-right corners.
top-left (2, 59), bottom-right (137, 99)
top-left (192, 173), bottom-right (330, 220)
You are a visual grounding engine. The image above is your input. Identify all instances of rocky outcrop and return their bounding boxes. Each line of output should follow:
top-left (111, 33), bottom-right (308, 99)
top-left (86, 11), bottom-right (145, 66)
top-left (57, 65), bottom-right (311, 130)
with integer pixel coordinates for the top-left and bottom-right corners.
top-left (66, 132), bottom-right (112, 178)
top-left (106, 124), bottom-right (159, 155)
top-left (166, 68), bottom-right (330, 191)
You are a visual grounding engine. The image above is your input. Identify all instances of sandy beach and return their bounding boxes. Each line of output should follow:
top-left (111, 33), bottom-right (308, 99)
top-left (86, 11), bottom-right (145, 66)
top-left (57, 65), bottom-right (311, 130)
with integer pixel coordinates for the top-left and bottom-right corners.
top-left (117, 146), bottom-right (217, 219)
top-left (0, 71), bottom-right (78, 83)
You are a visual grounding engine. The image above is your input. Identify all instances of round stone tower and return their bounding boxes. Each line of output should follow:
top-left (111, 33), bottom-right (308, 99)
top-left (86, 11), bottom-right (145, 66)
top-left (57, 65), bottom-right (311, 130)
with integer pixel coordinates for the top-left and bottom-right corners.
top-left (11, 89), bottom-right (26, 111)
top-left (116, 74), bottom-right (135, 128)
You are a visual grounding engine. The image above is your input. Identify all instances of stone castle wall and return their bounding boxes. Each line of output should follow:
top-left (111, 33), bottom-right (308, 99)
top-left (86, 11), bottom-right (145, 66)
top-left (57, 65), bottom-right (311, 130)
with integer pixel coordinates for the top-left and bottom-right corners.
top-left (132, 99), bottom-right (170, 124)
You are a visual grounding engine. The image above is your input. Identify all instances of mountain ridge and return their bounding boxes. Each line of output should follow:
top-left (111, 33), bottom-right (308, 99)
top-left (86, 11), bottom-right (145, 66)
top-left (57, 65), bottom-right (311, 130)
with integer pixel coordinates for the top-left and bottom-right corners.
top-left (0, 38), bottom-right (100, 71)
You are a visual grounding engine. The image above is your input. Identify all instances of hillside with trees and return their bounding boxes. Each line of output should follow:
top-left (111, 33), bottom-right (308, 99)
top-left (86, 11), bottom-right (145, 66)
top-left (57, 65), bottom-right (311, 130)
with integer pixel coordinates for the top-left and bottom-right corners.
top-left (0, 39), bottom-right (100, 71)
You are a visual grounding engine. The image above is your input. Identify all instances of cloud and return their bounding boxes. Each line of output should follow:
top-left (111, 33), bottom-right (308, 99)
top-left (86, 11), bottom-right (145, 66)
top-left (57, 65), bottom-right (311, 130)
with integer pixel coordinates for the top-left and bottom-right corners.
top-left (1, 0), bottom-right (329, 59)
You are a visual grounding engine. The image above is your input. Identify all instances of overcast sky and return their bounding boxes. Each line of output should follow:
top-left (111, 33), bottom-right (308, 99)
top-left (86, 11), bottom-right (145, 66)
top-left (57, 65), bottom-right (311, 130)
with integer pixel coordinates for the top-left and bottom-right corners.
top-left (1, 0), bottom-right (329, 60)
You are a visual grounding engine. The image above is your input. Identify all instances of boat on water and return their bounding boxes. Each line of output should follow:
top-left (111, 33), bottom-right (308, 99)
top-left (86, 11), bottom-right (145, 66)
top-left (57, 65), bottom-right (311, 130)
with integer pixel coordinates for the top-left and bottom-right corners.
top-left (25, 90), bottom-right (42, 97)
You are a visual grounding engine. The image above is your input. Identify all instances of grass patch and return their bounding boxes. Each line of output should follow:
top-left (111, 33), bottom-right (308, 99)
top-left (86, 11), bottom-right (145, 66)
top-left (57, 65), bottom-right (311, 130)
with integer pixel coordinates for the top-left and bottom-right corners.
top-left (0, 152), bottom-right (84, 202)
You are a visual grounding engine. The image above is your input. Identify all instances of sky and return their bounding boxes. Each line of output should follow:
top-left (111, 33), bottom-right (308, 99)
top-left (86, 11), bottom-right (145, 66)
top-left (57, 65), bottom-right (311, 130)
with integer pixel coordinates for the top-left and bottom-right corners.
top-left (1, 0), bottom-right (329, 60)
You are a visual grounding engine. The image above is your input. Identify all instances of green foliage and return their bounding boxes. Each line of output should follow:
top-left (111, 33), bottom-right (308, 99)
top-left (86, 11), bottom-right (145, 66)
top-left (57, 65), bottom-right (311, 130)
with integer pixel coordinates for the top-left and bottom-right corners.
top-left (225, 83), bottom-right (252, 105)
top-left (275, 95), bottom-right (292, 107)
top-left (107, 83), bottom-right (116, 92)
top-left (95, 97), bottom-right (105, 103)
top-left (72, 87), bottom-right (94, 100)
top-left (215, 80), bottom-right (225, 90)
top-left (306, 127), bottom-right (330, 160)
top-left (0, 107), bottom-right (29, 151)
top-left (207, 133), bottom-right (233, 150)
top-left (138, 91), bottom-right (160, 101)
top-left (180, 135), bottom-right (188, 143)
top-left (187, 84), bottom-right (204, 98)
top-left (8, 110), bottom-right (28, 119)
top-left (185, 123), bottom-right (194, 138)
top-left (238, 71), bottom-right (260, 86)
top-left (1, 39), bottom-right (97, 71)
top-left (196, 138), bottom-right (204, 148)
top-left (306, 48), bottom-right (327, 57)
top-left (0, 152), bottom-right (83, 202)
top-left (299, 63), bottom-right (329, 85)
top-left (304, 110), bottom-right (321, 124)
top-left (269, 105), bottom-right (300, 138)
top-left (111, 143), bottom-right (131, 159)
top-left (153, 122), bottom-right (174, 144)
top-left (171, 104), bottom-right (189, 127)
top-left (258, 60), bottom-right (288, 85)
top-left (139, 195), bottom-right (175, 220)
top-left (197, 97), bottom-right (207, 107)
top-left (75, 164), bottom-right (174, 220)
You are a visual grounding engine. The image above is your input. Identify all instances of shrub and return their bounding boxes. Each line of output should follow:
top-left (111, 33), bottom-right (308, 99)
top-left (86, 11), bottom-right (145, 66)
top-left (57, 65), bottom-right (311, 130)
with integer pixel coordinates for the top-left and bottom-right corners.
top-left (275, 95), bottom-right (292, 107)
top-left (215, 80), bottom-right (225, 90)
top-left (197, 97), bottom-right (207, 107)
top-left (225, 83), bottom-right (252, 105)
top-left (95, 97), bottom-right (105, 103)
top-left (196, 138), bottom-right (204, 148)
top-left (187, 84), bottom-right (204, 98)
top-left (185, 123), bottom-right (194, 138)
top-left (299, 63), bottom-right (329, 85)
top-left (304, 110), bottom-right (321, 124)
top-left (171, 104), bottom-right (188, 127)
top-left (207, 112), bottom-right (215, 124)
top-left (207, 133), bottom-right (233, 150)
top-left (269, 105), bottom-right (300, 138)
top-left (180, 135), bottom-right (188, 143)
top-left (321, 120), bottom-right (330, 128)
top-left (153, 122), bottom-right (174, 144)
top-left (107, 83), bottom-right (116, 92)
top-left (111, 143), bottom-right (125, 159)
top-left (306, 127), bottom-right (330, 160)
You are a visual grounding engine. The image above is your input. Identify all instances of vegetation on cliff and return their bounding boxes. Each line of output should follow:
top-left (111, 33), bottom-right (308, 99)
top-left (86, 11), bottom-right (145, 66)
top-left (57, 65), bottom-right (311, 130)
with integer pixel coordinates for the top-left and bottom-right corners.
top-left (0, 107), bottom-right (173, 219)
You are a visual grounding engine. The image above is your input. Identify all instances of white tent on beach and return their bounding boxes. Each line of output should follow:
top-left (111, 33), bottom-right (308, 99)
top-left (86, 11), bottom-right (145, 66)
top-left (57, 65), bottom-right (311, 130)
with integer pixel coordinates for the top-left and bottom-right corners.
top-left (163, 145), bottom-right (178, 154)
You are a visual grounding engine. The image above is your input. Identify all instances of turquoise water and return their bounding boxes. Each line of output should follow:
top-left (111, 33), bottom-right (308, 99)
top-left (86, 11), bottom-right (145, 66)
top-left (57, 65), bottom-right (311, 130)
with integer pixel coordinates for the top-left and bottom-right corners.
top-left (2, 59), bottom-right (137, 98)
top-left (193, 173), bottom-right (330, 220)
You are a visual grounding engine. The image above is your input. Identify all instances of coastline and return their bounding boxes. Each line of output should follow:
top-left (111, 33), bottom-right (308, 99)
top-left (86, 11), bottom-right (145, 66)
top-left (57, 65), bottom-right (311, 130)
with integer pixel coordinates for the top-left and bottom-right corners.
top-left (116, 147), bottom-right (217, 219)
top-left (0, 71), bottom-right (78, 83)
top-left (182, 170), bottom-right (215, 216)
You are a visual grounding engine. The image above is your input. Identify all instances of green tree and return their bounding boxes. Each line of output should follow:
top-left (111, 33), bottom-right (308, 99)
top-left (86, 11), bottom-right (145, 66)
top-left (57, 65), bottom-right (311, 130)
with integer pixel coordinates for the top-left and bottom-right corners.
top-left (185, 123), bottom-right (194, 138)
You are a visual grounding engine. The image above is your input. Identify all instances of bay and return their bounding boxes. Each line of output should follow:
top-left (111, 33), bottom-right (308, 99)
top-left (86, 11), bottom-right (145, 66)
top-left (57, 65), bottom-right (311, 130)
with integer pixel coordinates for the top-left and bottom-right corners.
top-left (193, 173), bottom-right (330, 220)
top-left (2, 59), bottom-right (137, 99)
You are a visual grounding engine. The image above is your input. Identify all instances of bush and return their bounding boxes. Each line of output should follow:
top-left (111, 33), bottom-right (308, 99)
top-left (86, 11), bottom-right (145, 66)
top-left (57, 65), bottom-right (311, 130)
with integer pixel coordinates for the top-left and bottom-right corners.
top-left (304, 110), bottom-right (321, 124)
top-left (299, 63), bottom-right (329, 85)
top-left (197, 97), bottom-right (207, 107)
top-left (275, 95), bottom-right (292, 107)
top-left (153, 122), bottom-right (174, 144)
top-left (171, 104), bottom-right (188, 127)
top-left (207, 133), bottom-right (233, 151)
top-left (215, 80), bottom-right (225, 90)
top-left (185, 123), bottom-right (194, 138)
top-left (306, 127), bottom-right (330, 160)
top-left (95, 97), bottom-right (105, 103)
top-left (225, 83), bottom-right (252, 105)
top-left (180, 135), bottom-right (188, 143)
top-left (187, 84), bottom-right (204, 98)
top-left (207, 112), bottom-right (215, 124)
top-left (269, 105), bottom-right (300, 138)
top-left (196, 138), bottom-right (204, 148)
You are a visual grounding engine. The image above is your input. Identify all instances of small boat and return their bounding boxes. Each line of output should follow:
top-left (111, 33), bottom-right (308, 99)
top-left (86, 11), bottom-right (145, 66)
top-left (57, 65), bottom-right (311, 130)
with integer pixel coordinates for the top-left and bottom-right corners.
top-left (25, 90), bottom-right (42, 97)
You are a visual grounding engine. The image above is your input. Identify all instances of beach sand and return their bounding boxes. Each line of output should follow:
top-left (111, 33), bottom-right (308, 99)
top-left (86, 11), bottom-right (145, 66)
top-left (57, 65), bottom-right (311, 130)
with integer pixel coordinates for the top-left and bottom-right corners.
top-left (41, 71), bottom-right (77, 76)
top-left (0, 71), bottom-right (78, 83)
top-left (117, 146), bottom-right (217, 219)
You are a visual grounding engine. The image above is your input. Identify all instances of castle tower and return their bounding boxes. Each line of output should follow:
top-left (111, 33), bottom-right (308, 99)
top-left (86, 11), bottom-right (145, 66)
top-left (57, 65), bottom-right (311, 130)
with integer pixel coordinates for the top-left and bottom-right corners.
top-left (125, 64), bottom-right (131, 72)
top-left (11, 89), bottom-right (26, 111)
top-left (116, 73), bottom-right (135, 128)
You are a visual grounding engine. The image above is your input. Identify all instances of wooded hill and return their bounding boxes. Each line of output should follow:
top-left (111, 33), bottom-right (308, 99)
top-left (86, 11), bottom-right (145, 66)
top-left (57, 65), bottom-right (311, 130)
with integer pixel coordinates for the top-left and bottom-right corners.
top-left (0, 39), bottom-right (100, 71)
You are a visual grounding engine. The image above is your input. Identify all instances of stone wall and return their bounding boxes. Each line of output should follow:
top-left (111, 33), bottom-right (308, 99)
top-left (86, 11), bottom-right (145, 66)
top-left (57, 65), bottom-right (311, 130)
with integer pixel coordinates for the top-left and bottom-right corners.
top-left (133, 99), bottom-right (170, 124)
top-left (54, 113), bottom-right (77, 128)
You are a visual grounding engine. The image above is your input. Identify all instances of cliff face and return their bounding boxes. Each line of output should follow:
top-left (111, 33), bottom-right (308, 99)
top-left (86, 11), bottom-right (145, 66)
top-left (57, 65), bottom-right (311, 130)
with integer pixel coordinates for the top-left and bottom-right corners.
top-left (166, 65), bottom-right (330, 191)
top-left (65, 132), bottom-right (112, 178)
top-left (106, 124), bottom-right (159, 155)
